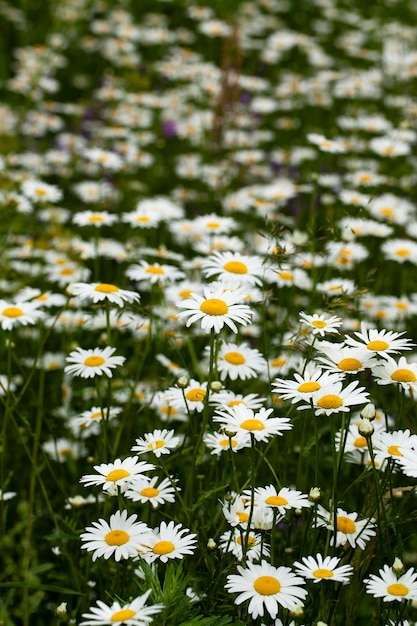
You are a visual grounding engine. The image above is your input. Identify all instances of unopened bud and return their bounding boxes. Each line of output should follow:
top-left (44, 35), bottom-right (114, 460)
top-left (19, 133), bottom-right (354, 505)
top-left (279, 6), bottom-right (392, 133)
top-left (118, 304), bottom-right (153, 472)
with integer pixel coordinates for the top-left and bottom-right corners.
top-left (289, 603), bottom-right (304, 618)
top-left (210, 381), bottom-right (222, 392)
top-left (358, 417), bottom-right (374, 437)
top-left (361, 403), bottom-right (376, 421)
top-left (55, 602), bottom-right (67, 617)
top-left (309, 487), bottom-right (321, 502)
top-left (177, 376), bottom-right (189, 388)
top-left (207, 538), bottom-right (217, 550)
top-left (393, 557), bottom-right (405, 574)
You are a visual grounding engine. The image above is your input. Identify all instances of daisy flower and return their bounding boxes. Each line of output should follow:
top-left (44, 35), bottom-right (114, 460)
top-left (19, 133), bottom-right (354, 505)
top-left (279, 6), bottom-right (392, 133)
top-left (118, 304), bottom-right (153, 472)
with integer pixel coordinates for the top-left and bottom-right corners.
top-left (176, 286), bottom-right (252, 334)
top-left (381, 238), bottom-right (417, 264)
top-left (315, 506), bottom-right (376, 549)
top-left (250, 485), bottom-right (313, 515)
top-left (64, 346), bottom-right (125, 378)
top-left (307, 132), bottom-right (346, 153)
top-left (372, 355), bottom-right (417, 392)
top-left (0, 300), bottom-right (44, 330)
top-left (80, 509), bottom-right (152, 561)
top-left (80, 457), bottom-right (155, 494)
top-left (204, 430), bottom-right (251, 455)
top-left (124, 476), bottom-right (178, 508)
top-left (126, 261), bottom-right (185, 285)
top-left (219, 528), bottom-right (270, 562)
top-left (272, 367), bottom-right (344, 405)
top-left (397, 448), bottom-right (417, 478)
top-left (131, 429), bottom-right (181, 457)
top-left (21, 178), bottom-right (63, 203)
top-left (68, 282), bottom-right (140, 307)
top-left (373, 429), bottom-right (417, 467)
top-left (210, 390), bottom-right (267, 410)
top-left (303, 380), bottom-right (369, 417)
top-left (202, 251), bottom-right (266, 286)
top-left (344, 322), bottom-right (414, 357)
top-left (72, 210), bottom-right (118, 227)
top-left (80, 589), bottom-right (163, 625)
top-left (213, 405), bottom-right (292, 442)
top-left (294, 553), bottom-right (353, 584)
top-left (214, 341), bottom-right (267, 381)
top-left (316, 345), bottom-right (378, 374)
top-left (70, 405), bottom-right (122, 437)
top-left (299, 311), bottom-right (343, 337)
top-left (225, 559), bottom-right (307, 619)
top-left (365, 564), bottom-right (417, 602)
top-left (165, 379), bottom-right (208, 414)
top-left (140, 521), bottom-right (197, 564)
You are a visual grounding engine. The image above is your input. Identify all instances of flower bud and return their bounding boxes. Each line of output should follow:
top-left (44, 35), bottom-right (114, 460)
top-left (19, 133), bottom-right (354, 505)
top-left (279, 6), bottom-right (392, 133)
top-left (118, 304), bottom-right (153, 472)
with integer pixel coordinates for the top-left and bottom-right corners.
top-left (393, 557), bottom-right (405, 575)
top-left (309, 487), bottom-right (321, 502)
top-left (177, 375), bottom-right (189, 388)
top-left (358, 417), bottom-right (374, 437)
top-left (360, 403), bottom-right (376, 421)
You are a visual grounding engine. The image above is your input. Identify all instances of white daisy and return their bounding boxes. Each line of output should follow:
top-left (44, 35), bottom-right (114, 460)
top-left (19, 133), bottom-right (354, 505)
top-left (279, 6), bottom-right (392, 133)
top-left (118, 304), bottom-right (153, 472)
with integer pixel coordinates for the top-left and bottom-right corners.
top-left (302, 380), bottom-right (369, 417)
top-left (373, 355), bottom-right (417, 392)
top-left (202, 251), bottom-right (266, 286)
top-left (72, 210), bottom-right (118, 227)
top-left (272, 367), bottom-right (344, 405)
top-left (316, 345), bottom-right (378, 374)
top-left (165, 379), bottom-right (208, 414)
top-left (219, 528), bottom-right (270, 562)
top-left (126, 261), bottom-right (184, 285)
top-left (140, 521), bottom-right (197, 563)
top-left (214, 341), bottom-right (267, 381)
top-left (225, 559), bottom-right (307, 619)
top-left (315, 506), bottom-right (376, 549)
top-left (294, 553), bottom-right (353, 584)
top-left (64, 346), bottom-right (125, 378)
top-left (213, 405), bottom-right (292, 442)
top-left (365, 564), bottom-right (417, 602)
top-left (68, 282), bottom-right (140, 307)
top-left (373, 429), bottom-right (417, 467)
top-left (131, 429), bottom-right (181, 457)
top-left (80, 509), bottom-right (152, 561)
top-left (204, 430), bottom-right (251, 455)
top-left (124, 476), bottom-right (178, 508)
top-left (176, 286), bottom-right (252, 334)
top-left (299, 311), bottom-right (343, 337)
top-left (80, 590), bottom-right (163, 625)
top-left (344, 322), bottom-right (414, 357)
top-left (80, 457), bottom-right (154, 494)
top-left (0, 300), bottom-right (44, 330)
top-left (250, 485), bottom-right (313, 515)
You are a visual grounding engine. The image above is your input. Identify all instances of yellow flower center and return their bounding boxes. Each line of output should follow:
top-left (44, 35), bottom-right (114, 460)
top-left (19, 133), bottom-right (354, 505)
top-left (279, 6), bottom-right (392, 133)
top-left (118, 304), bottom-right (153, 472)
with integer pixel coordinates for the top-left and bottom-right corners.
top-left (237, 511), bottom-right (249, 523)
top-left (236, 535), bottom-right (256, 546)
top-left (387, 583), bottom-right (409, 597)
top-left (161, 405), bottom-right (177, 417)
top-left (105, 530), bottom-right (130, 546)
top-left (60, 268), bottom-right (75, 275)
top-left (185, 388), bottom-right (206, 402)
top-left (2, 306), bottom-right (24, 318)
top-left (147, 440), bottom-right (165, 449)
top-left (388, 445), bottom-right (403, 456)
top-left (95, 283), bottom-right (119, 293)
top-left (140, 487), bottom-right (159, 498)
top-left (223, 261), bottom-right (248, 274)
top-left (153, 540), bottom-right (175, 555)
top-left (146, 266), bottom-right (165, 274)
top-left (395, 248), bottom-right (410, 257)
top-left (228, 400), bottom-right (245, 407)
top-left (179, 289), bottom-right (192, 298)
top-left (278, 271), bottom-right (293, 281)
top-left (88, 215), bottom-right (104, 222)
top-left (366, 340), bottom-right (389, 351)
top-left (380, 207), bottom-right (393, 217)
top-left (35, 187), bottom-right (47, 196)
top-left (313, 568), bottom-right (334, 579)
top-left (336, 516), bottom-right (356, 534)
top-left (84, 356), bottom-right (106, 367)
top-left (265, 495), bottom-right (288, 507)
top-left (391, 369), bottom-right (416, 383)
top-left (106, 469), bottom-right (130, 482)
top-left (317, 394), bottom-right (343, 409)
top-left (199, 298), bottom-right (228, 315)
top-left (90, 411), bottom-right (103, 419)
top-left (111, 609), bottom-right (136, 622)
top-left (354, 436), bottom-right (367, 448)
top-left (136, 216), bottom-right (150, 222)
top-left (311, 320), bottom-right (327, 329)
top-left (206, 221), bottom-right (220, 229)
top-left (224, 351), bottom-right (245, 365)
top-left (337, 358), bottom-right (362, 371)
top-left (219, 438), bottom-right (238, 448)
top-left (271, 358), bottom-right (286, 367)
top-left (240, 419), bottom-right (265, 431)
top-left (298, 381), bottom-right (321, 393)
top-left (253, 575), bottom-right (281, 595)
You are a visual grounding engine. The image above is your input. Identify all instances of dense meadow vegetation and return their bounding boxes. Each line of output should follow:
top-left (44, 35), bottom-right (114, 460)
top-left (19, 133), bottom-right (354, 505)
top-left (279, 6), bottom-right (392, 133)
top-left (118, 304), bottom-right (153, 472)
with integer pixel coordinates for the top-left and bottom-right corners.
top-left (2, 0), bottom-right (417, 624)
